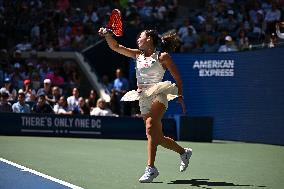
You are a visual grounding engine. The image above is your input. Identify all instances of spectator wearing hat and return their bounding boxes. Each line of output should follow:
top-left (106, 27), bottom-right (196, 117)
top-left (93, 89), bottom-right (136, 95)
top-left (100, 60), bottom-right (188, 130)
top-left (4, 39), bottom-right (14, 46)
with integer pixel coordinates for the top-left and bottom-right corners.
top-left (250, 10), bottom-right (266, 42)
top-left (2, 77), bottom-right (17, 101)
top-left (31, 92), bottom-right (54, 114)
top-left (222, 10), bottom-right (238, 34)
top-left (12, 92), bottom-right (31, 113)
top-left (218, 35), bottom-right (238, 52)
top-left (0, 88), bottom-right (12, 112)
top-left (23, 79), bottom-right (36, 102)
top-left (36, 79), bottom-right (53, 104)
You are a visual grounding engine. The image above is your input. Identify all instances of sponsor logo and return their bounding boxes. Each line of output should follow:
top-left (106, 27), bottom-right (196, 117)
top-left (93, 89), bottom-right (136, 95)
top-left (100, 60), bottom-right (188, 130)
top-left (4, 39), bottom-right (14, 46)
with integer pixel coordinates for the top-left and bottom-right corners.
top-left (193, 60), bottom-right (234, 77)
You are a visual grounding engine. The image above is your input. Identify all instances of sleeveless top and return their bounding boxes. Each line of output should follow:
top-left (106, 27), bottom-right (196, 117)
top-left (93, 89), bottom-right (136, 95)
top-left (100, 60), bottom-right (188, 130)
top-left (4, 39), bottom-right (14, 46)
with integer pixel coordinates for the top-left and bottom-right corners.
top-left (135, 51), bottom-right (165, 85)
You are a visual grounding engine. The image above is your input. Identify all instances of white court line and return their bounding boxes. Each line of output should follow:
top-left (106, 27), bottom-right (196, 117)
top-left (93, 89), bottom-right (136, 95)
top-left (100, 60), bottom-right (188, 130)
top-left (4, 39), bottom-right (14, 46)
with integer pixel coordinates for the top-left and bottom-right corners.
top-left (0, 158), bottom-right (84, 189)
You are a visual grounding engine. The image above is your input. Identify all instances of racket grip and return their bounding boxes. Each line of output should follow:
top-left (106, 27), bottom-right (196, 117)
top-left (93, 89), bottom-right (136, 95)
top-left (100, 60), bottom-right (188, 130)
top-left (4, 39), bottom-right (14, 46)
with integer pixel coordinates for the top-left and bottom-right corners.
top-left (102, 28), bottom-right (113, 35)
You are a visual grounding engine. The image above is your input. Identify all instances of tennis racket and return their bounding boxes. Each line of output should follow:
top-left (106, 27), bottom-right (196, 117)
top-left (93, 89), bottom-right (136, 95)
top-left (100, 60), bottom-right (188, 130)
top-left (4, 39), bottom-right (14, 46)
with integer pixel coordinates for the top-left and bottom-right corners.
top-left (84, 9), bottom-right (123, 53)
top-left (105, 9), bottom-right (123, 37)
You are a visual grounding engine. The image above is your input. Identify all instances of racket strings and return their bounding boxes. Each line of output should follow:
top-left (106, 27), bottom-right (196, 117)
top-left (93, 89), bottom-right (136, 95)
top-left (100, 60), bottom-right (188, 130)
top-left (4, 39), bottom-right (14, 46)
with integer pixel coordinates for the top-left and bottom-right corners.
top-left (107, 10), bottom-right (123, 36)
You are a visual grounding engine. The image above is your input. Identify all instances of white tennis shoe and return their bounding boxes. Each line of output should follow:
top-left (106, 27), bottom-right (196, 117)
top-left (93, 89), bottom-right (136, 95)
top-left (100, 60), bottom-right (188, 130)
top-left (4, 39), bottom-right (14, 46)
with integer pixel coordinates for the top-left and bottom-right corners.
top-left (179, 148), bottom-right (192, 172)
top-left (138, 166), bottom-right (159, 183)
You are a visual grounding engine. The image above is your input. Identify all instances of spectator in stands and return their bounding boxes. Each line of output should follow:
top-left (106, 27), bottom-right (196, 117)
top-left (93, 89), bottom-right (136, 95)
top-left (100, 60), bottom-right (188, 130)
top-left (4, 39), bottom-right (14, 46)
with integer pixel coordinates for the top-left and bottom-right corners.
top-left (153, 0), bottom-right (168, 26)
top-left (177, 19), bottom-right (197, 40)
top-left (222, 10), bottom-right (238, 34)
top-left (76, 97), bottom-right (90, 115)
top-left (22, 79), bottom-right (36, 103)
top-left (49, 86), bottom-right (62, 106)
top-left (138, 1), bottom-right (154, 27)
top-left (180, 28), bottom-right (199, 53)
top-left (2, 77), bottom-right (17, 101)
top-left (67, 87), bottom-right (79, 111)
top-left (85, 89), bottom-right (98, 111)
top-left (83, 5), bottom-right (99, 25)
top-left (0, 88), bottom-right (12, 113)
top-left (101, 75), bottom-right (113, 95)
top-left (56, 0), bottom-right (70, 12)
top-left (63, 62), bottom-right (81, 87)
top-left (46, 68), bottom-right (65, 86)
top-left (167, 0), bottom-right (178, 22)
top-left (202, 35), bottom-right (219, 53)
top-left (218, 35), bottom-right (238, 52)
top-left (124, 0), bottom-right (138, 22)
top-left (36, 79), bottom-right (53, 104)
top-left (276, 22), bottom-right (284, 39)
top-left (237, 30), bottom-right (250, 51)
top-left (265, 2), bottom-right (281, 34)
top-left (31, 92), bottom-right (54, 114)
top-left (250, 10), bottom-right (266, 42)
top-left (71, 96), bottom-right (89, 115)
top-left (11, 63), bottom-right (25, 89)
top-left (53, 96), bottom-right (72, 115)
top-left (30, 22), bottom-right (40, 44)
top-left (31, 72), bottom-right (41, 91)
top-left (39, 59), bottom-right (50, 82)
top-left (58, 29), bottom-right (72, 51)
top-left (112, 68), bottom-right (129, 115)
top-left (12, 91), bottom-right (30, 113)
top-left (90, 98), bottom-right (113, 116)
top-left (203, 15), bottom-right (217, 34)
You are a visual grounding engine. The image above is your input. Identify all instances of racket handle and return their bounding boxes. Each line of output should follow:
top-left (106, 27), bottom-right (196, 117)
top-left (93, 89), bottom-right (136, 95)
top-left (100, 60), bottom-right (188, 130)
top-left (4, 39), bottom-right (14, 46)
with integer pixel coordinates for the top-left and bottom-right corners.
top-left (102, 28), bottom-right (113, 35)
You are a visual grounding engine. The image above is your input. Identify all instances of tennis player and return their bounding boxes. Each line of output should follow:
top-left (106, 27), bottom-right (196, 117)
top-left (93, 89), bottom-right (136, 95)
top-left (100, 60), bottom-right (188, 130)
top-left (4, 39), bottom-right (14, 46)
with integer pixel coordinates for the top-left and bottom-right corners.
top-left (98, 28), bottom-right (192, 183)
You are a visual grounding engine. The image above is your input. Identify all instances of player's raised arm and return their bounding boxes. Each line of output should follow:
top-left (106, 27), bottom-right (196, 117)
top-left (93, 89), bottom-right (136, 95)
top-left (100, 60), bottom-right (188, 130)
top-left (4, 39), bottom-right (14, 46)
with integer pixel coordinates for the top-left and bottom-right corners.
top-left (98, 28), bottom-right (141, 59)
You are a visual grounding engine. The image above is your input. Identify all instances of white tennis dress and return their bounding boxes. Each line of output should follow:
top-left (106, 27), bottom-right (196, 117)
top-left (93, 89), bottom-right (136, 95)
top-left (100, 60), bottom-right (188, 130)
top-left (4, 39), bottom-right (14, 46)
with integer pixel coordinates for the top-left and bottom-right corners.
top-left (121, 51), bottom-right (178, 114)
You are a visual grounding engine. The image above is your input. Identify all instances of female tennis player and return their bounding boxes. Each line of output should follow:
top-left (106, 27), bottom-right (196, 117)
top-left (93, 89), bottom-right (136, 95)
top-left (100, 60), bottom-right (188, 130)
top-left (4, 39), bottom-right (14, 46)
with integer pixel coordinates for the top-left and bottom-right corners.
top-left (98, 28), bottom-right (192, 183)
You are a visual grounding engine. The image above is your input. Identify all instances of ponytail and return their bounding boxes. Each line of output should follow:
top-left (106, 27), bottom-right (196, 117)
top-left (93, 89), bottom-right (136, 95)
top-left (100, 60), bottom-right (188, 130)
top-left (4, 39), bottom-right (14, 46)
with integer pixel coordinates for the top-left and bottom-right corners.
top-left (160, 32), bottom-right (179, 53)
top-left (144, 29), bottom-right (179, 53)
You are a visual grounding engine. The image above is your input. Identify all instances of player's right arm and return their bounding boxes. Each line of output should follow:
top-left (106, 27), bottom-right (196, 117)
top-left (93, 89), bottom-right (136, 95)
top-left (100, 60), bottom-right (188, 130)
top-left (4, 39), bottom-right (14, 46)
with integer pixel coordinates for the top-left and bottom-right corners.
top-left (98, 28), bottom-right (141, 59)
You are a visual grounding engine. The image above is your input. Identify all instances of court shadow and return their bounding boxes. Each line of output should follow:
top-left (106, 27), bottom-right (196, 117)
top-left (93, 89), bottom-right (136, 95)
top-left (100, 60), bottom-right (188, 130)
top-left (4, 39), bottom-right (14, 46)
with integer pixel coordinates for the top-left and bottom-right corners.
top-left (168, 178), bottom-right (263, 188)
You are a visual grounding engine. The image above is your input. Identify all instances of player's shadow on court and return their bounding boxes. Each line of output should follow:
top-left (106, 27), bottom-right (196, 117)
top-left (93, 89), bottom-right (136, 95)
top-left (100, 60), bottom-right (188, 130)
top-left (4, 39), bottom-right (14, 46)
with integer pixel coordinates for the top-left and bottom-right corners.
top-left (168, 178), bottom-right (266, 188)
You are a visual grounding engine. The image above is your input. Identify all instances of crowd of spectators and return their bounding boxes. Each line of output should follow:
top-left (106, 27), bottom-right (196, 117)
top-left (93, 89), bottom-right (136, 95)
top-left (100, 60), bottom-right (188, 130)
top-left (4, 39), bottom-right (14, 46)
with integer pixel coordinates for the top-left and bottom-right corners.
top-left (1, 0), bottom-right (283, 54)
top-left (0, 0), bottom-right (178, 53)
top-left (0, 74), bottom-right (122, 116)
top-left (0, 48), bottom-right (132, 116)
top-left (177, 0), bottom-right (284, 53)
top-left (1, 0), bottom-right (284, 118)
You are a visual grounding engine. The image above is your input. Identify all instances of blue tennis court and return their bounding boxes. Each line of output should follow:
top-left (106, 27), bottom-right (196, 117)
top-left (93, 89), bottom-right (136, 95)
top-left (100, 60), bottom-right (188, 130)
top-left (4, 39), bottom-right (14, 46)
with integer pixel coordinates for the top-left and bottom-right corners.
top-left (0, 158), bottom-right (83, 189)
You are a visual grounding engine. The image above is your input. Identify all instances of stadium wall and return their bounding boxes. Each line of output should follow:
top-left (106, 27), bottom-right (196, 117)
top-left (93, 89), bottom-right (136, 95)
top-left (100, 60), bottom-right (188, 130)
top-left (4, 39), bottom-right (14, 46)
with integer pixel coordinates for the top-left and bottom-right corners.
top-left (161, 47), bottom-right (284, 145)
top-left (0, 113), bottom-right (177, 140)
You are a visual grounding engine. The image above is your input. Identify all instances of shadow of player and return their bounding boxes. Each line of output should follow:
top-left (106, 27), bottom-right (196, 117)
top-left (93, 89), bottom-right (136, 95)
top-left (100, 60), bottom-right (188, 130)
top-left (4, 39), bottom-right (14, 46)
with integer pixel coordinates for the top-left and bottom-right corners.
top-left (168, 178), bottom-right (266, 189)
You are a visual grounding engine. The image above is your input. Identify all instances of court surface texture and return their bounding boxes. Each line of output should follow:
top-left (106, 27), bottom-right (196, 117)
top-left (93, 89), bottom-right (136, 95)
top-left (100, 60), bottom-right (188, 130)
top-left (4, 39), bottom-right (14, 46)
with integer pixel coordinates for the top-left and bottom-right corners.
top-left (0, 136), bottom-right (283, 189)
